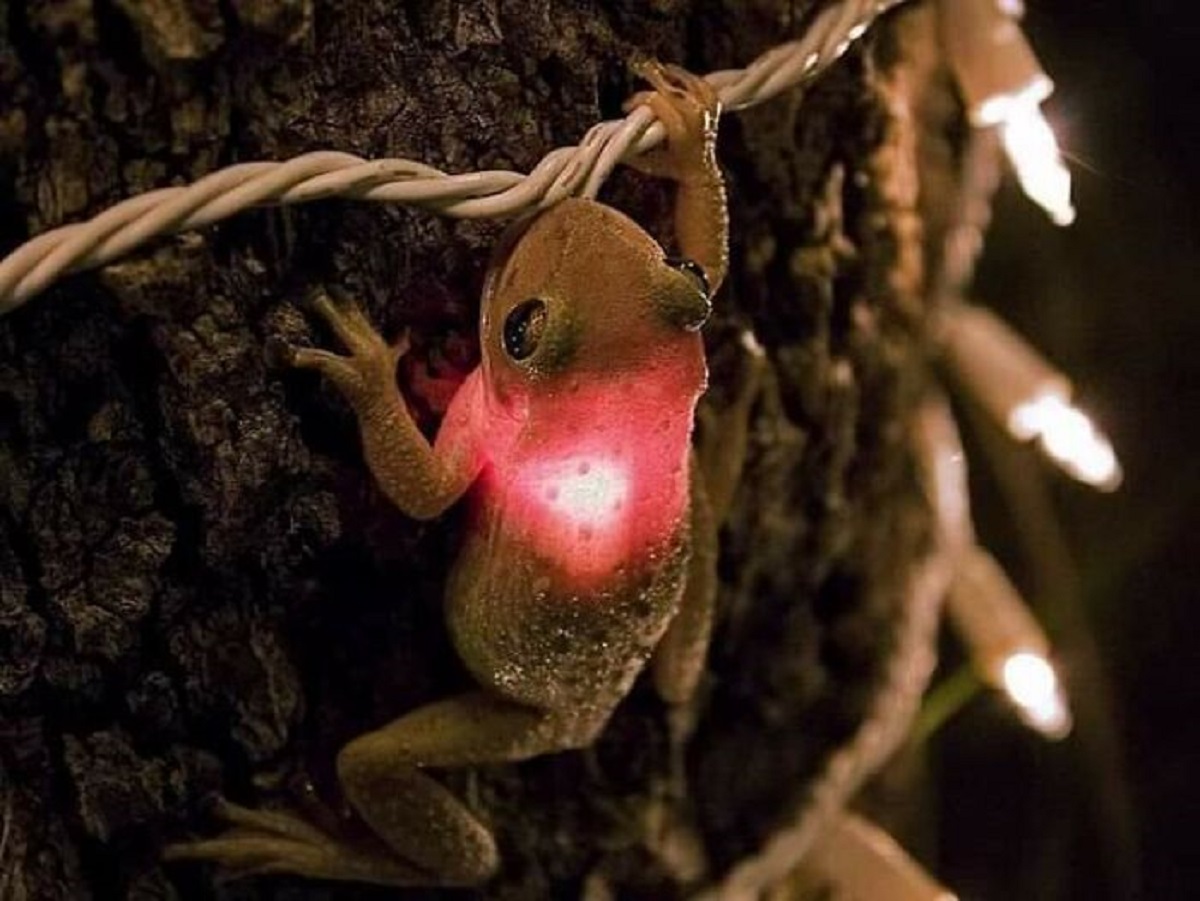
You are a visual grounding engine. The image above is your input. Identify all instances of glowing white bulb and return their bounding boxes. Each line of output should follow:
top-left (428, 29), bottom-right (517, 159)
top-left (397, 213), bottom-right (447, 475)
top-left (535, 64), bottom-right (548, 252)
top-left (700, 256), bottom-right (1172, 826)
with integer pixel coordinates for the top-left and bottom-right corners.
top-left (947, 548), bottom-right (1075, 741)
top-left (974, 76), bottom-right (1052, 129)
top-left (938, 0), bottom-right (1075, 224)
top-left (1009, 391), bottom-right (1122, 490)
top-left (1001, 651), bottom-right (1072, 739)
top-left (998, 100), bottom-right (1076, 226)
top-left (941, 304), bottom-right (1122, 491)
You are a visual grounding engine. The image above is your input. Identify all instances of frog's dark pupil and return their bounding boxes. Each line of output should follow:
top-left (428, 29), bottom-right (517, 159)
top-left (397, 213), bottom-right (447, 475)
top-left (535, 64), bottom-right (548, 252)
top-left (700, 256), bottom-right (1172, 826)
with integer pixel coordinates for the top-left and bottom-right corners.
top-left (503, 299), bottom-right (548, 361)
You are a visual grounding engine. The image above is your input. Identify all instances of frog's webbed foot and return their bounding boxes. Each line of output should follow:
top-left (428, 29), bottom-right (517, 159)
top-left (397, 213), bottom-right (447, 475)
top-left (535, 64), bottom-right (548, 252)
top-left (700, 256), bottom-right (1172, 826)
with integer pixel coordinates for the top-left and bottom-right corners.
top-left (272, 287), bottom-right (410, 410)
top-left (623, 60), bottom-right (720, 183)
top-left (163, 796), bottom-right (429, 886)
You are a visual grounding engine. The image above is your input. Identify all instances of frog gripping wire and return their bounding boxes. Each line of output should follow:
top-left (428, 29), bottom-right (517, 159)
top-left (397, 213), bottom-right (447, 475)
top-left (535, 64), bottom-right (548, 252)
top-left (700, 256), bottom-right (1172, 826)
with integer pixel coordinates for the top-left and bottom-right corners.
top-left (0, 0), bottom-right (903, 314)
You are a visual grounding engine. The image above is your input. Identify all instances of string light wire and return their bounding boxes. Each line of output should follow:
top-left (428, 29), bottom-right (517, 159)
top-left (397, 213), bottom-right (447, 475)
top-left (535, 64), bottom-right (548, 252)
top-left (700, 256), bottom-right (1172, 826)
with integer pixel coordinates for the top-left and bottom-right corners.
top-left (703, 396), bottom-right (961, 899)
top-left (0, 0), bottom-right (907, 315)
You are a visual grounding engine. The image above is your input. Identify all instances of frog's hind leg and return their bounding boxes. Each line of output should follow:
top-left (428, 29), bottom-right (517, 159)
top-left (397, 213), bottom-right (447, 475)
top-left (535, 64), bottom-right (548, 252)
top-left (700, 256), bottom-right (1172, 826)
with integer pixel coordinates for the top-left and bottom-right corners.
top-left (165, 797), bottom-right (428, 885)
top-left (652, 330), bottom-right (767, 710)
top-left (168, 692), bottom-right (582, 887)
top-left (333, 690), bottom-right (577, 885)
top-left (639, 334), bottom-right (766, 879)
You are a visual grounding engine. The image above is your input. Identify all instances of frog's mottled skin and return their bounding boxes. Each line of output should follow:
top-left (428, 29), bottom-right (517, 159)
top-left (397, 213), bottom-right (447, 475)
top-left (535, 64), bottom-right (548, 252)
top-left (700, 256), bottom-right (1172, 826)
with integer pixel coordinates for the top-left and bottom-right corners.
top-left (167, 63), bottom-right (760, 888)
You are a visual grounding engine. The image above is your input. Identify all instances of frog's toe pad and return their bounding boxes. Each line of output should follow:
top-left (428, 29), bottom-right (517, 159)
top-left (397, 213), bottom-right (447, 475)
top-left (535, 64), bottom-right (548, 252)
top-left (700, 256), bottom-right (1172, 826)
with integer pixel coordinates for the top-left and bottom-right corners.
top-left (165, 831), bottom-right (335, 880)
top-left (164, 799), bottom-right (427, 886)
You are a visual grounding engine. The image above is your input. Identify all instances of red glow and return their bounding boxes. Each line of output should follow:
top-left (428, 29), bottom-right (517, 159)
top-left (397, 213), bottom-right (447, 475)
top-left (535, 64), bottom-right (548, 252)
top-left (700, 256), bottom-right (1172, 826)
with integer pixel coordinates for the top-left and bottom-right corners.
top-left (444, 338), bottom-right (706, 587)
top-left (519, 456), bottom-right (630, 530)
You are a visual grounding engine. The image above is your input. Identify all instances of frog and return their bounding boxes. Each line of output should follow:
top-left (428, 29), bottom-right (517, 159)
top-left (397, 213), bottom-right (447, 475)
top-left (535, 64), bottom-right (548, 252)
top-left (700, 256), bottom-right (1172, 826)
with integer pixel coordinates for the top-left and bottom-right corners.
top-left (166, 61), bottom-right (763, 888)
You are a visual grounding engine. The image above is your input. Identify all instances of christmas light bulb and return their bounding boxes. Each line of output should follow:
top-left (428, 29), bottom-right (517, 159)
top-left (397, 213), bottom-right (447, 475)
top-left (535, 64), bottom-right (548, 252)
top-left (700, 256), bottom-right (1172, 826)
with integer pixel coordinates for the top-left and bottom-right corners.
top-left (947, 547), bottom-right (1073, 740)
top-left (973, 69), bottom-right (1053, 129)
top-left (939, 0), bottom-right (1074, 225)
top-left (998, 103), bottom-right (1076, 225)
top-left (1009, 390), bottom-right (1122, 490)
top-left (1002, 650), bottom-right (1072, 739)
top-left (941, 304), bottom-right (1121, 491)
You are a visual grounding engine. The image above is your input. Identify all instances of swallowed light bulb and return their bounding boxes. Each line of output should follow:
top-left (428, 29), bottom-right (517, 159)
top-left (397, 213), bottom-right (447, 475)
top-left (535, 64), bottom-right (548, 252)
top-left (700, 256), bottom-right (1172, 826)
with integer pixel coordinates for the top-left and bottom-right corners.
top-left (539, 457), bottom-right (630, 528)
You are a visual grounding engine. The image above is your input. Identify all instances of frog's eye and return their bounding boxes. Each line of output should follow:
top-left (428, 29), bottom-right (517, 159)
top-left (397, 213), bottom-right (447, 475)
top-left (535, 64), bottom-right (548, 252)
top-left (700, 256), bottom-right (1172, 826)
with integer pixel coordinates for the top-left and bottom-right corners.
top-left (503, 298), bottom-right (548, 361)
top-left (665, 256), bottom-right (711, 300)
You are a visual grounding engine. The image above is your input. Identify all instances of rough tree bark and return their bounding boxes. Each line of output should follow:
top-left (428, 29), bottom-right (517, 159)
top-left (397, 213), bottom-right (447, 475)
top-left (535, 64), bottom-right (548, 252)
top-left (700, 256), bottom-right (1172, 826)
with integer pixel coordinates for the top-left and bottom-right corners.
top-left (0, 1), bottom-right (955, 898)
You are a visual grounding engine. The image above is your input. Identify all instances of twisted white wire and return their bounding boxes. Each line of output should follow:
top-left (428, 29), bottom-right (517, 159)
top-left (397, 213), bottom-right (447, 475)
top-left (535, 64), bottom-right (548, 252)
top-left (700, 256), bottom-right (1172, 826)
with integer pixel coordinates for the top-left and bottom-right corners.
top-left (702, 395), bottom-right (965, 899)
top-left (0, 0), bottom-right (904, 314)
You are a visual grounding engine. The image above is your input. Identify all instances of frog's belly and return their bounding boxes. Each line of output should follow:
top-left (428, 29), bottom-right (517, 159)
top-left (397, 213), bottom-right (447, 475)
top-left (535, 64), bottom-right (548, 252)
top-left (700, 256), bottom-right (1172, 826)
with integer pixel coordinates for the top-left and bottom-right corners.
top-left (444, 528), bottom-right (689, 712)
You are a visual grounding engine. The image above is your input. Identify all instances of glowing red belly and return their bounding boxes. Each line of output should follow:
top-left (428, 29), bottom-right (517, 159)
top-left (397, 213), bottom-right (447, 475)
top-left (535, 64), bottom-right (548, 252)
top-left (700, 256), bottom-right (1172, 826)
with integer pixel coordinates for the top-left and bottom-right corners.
top-left (474, 370), bottom-right (701, 587)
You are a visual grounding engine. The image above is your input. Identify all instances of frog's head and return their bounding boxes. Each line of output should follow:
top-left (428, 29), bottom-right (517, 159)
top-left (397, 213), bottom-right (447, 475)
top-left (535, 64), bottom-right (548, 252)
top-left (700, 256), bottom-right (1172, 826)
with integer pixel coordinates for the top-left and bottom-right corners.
top-left (479, 199), bottom-right (710, 402)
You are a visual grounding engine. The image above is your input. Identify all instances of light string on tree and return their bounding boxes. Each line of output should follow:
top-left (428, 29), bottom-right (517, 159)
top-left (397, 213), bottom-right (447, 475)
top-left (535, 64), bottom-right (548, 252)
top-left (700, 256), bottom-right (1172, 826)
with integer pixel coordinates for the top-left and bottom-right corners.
top-left (924, 2), bottom-right (1087, 742)
top-left (947, 546), bottom-right (1072, 738)
top-left (725, 4), bottom-right (1101, 894)
top-left (706, 5), bottom-right (1095, 893)
top-left (0, 0), bottom-right (908, 314)
top-left (705, 395), bottom-right (961, 900)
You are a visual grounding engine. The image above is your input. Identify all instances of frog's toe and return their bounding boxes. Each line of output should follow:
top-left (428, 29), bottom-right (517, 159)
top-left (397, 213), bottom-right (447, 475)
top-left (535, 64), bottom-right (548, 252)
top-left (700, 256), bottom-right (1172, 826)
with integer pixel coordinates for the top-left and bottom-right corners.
top-left (165, 830), bottom-right (324, 878)
top-left (165, 800), bottom-right (429, 886)
top-left (164, 797), bottom-right (333, 867)
top-left (632, 60), bottom-right (718, 116)
top-left (659, 63), bottom-right (719, 110)
top-left (208, 796), bottom-right (332, 844)
top-left (306, 287), bottom-right (384, 356)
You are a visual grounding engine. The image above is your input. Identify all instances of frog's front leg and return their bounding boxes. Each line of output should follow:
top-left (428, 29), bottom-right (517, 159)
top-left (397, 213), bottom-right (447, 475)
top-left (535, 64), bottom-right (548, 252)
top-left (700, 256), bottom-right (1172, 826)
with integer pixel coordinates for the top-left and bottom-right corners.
top-left (281, 288), bottom-right (482, 519)
top-left (169, 693), bottom-right (595, 886)
top-left (625, 61), bottom-right (729, 294)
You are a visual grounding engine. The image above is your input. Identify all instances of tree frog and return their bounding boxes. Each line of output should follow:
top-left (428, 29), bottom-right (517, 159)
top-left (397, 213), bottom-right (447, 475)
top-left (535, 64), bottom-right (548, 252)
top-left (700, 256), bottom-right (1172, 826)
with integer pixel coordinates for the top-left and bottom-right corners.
top-left (167, 61), bottom-right (762, 888)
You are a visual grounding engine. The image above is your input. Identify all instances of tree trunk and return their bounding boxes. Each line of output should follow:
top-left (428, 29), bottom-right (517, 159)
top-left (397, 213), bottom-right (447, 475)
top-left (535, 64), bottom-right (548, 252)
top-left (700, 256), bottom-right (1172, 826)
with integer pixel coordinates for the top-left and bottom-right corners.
top-left (0, 1), bottom-right (953, 897)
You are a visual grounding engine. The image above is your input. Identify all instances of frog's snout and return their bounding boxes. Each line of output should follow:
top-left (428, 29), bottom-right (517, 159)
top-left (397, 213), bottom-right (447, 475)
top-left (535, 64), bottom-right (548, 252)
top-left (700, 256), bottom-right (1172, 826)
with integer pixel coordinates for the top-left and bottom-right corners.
top-left (657, 290), bottom-right (712, 332)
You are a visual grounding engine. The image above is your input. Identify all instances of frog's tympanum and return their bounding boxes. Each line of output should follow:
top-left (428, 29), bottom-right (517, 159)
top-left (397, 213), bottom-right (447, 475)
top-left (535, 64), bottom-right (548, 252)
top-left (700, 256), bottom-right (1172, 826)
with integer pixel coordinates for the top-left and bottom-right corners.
top-left (168, 62), bottom-right (762, 888)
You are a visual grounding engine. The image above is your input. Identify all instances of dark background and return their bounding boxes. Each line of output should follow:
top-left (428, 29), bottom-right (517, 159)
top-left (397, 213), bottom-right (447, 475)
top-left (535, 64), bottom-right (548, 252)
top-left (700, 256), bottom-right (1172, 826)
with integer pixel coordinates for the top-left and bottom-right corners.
top-left (931, 4), bottom-right (1200, 899)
